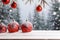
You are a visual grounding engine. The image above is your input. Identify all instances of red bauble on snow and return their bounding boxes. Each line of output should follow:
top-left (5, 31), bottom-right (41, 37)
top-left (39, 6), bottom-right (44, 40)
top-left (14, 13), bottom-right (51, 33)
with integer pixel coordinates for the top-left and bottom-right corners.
top-left (36, 5), bottom-right (42, 12)
top-left (0, 23), bottom-right (7, 33)
top-left (11, 1), bottom-right (17, 8)
top-left (2, 0), bottom-right (10, 4)
top-left (21, 21), bottom-right (33, 33)
top-left (8, 20), bottom-right (19, 33)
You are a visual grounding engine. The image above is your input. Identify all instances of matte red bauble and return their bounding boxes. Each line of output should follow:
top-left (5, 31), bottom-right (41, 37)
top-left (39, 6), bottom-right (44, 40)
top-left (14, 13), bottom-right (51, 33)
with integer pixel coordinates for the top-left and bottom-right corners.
top-left (2, 0), bottom-right (10, 4)
top-left (11, 1), bottom-right (17, 8)
top-left (36, 5), bottom-right (42, 12)
top-left (0, 23), bottom-right (7, 33)
top-left (8, 21), bottom-right (19, 33)
top-left (21, 21), bottom-right (32, 33)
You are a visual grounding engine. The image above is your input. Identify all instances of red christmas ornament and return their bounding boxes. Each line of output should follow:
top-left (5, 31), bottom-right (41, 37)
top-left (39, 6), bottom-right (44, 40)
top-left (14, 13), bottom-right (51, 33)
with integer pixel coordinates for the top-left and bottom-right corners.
top-left (21, 21), bottom-right (32, 33)
top-left (11, 1), bottom-right (17, 8)
top-left (8, 20), bottom-right (19, 33)
top-left (2, 0), bottom-right (10, 4)
top-left (0, 23), bottom-right (7, 33)
top-left (36, 5), bottom-right (42, 12)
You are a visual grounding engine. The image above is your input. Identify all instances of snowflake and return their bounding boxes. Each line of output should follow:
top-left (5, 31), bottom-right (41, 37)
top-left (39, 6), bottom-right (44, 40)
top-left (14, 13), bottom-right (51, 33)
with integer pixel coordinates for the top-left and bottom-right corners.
top-left (58, 19), bottom-right (60, 22)
top-left (59, 7), bottom-right (60, 10)
top-left (56, 27), bottom-right (58, 29)
top-left (55, 17), bottom-right (58, 20)
top-left (53, 12), bottom-right (56, 15)
top-left (58, 0), bottom-right (60, 2)
top-left (57, 15), bottom-right (60, 17)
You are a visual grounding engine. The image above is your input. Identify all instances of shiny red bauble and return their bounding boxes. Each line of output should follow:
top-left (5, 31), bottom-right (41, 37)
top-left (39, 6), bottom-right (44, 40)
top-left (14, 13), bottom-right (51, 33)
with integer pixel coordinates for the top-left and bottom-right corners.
top-left (8, 21), bottom-right (19, 33)
top-left (21, 21), bottom-right (32, 33)
top-left (36, 5), bottom-right (42, 12)
top-left (2, 0), bottom-right (10, 4)
top-left (11, 1), bottom-right (17, 8)
top-left (0, 23), bottom-right (7, 33)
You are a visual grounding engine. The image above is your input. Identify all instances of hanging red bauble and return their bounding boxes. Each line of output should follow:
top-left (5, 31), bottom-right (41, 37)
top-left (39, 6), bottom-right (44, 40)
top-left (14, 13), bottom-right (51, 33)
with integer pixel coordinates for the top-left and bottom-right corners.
top-left (11, 1), bottom-right (17, 8)
top-left (2, 0), bottom-right (10, 4)
top-left (36, 5), bottom-right (42, 12)
top-left (0, 23), bottom-right (7, 33)
top-left (8, 20), bottom-right (19, 33)
top-left (21, 21), bottom-right (32, 33)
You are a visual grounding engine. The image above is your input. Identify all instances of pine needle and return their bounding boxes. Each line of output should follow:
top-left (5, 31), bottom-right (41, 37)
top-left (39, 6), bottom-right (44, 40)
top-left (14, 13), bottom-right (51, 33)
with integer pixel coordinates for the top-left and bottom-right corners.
top-left (24, 0), bottom-right (34, 4)
top-left (41, 0), bottom-right (48, 7)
